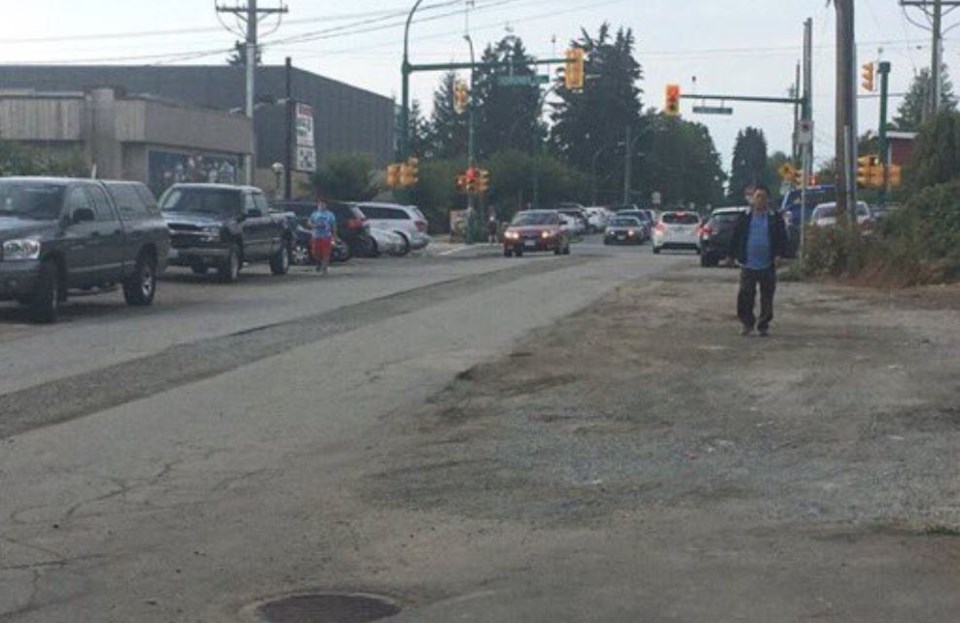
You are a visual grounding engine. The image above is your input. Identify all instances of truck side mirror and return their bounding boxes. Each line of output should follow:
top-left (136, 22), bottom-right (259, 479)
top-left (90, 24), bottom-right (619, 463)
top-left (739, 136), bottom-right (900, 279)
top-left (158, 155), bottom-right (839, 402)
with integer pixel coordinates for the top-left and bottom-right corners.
top-left (72, 207), bottom-right (96, 224)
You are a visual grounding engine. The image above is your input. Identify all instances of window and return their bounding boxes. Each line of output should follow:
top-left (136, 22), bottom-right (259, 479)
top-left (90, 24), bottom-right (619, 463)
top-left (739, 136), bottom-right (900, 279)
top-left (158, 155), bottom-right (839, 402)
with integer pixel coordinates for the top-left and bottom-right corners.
top-left (85, 185), bottom-right (116, 221)
top-left (385, 208), bottom-right (410, 220)
top-left (64, 186), bottom-right (92, 213)
top-left (244, 194), bottom-right (258, 214)
top-left (662, 212), bottom-right (700, 225)
top-left (359, 206), bottom-right (386, 219)
top-left (108, 183), bottom-right (149, 218)
top-left (161, 188), bottom-right (242, 217)
top-left (252, 193), bottom-right (270, 214)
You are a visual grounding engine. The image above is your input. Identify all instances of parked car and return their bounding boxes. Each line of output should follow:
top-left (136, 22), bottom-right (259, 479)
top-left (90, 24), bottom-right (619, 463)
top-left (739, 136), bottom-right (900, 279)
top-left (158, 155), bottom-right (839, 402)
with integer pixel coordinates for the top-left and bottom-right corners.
top-left (272, 200), bottom-right (374, 257)
top-left (290, 226), bottom-right (351, 266)
top-left (603, 216), bottom-right (645, 245)
top-left (810, 201), bottom-right (874, 230)
top-left (0, 177), bottom-right (170, 322)
top-left (583, 206), bottom-right (612, 233)
top-left (366, 226), bottom-right (409, 257)
top-left (699, 207), bottom-right (749, 267)
top-left (503, 210), bottom-right (571, 257)
top-left (652, 211), bottom-right (702, 254)
top-left (354, 202), bottom-right (430, 253)
top-left (555, 205), bottom-right (589, 235)
top-left (160, 184), bottom-right (294, 283)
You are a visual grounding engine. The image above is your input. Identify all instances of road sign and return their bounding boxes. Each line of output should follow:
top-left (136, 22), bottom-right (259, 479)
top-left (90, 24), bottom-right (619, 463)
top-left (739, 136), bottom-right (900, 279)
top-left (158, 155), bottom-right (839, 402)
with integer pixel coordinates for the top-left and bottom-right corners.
top-left (778, 163), bottom-right (797, 180)
top-left (496, 74), bottom-right (549, 87)
top-left (797, 119), bottom-right (814, 145)
top-left (692, 105), bottom-right (733, 115)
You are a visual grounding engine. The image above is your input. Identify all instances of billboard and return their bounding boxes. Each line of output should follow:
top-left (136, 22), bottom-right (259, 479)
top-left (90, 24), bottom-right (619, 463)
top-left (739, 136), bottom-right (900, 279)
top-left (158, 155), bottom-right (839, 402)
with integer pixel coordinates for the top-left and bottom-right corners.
top-left (148, 149), bottom-right (240, 196)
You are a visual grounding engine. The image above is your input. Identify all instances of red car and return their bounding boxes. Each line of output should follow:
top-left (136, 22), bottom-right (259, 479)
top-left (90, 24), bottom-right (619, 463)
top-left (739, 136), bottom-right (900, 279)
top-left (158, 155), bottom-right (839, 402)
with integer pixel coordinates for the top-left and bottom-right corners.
top-left (503, 210), bottom-right (571, 257)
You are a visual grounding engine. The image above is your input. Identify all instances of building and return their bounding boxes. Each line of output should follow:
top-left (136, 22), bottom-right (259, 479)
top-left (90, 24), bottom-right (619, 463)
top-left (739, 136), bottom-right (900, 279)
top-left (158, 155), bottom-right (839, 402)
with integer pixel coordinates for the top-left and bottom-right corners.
top-left (0, 87), bottom-right (251, 196)
top-left (887, 131), bottom-right (917, 167)
top-left (0, 65), bottom-right (396, 194)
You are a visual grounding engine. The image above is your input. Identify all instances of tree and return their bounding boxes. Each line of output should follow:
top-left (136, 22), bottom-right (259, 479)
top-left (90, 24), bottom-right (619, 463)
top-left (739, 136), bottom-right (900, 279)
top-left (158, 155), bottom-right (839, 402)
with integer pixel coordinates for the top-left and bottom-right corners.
top-left (892, 67), bottom-right (958, 131)
top-left (906, 110), bottom-right (960, 190)
top-left (635, 113), bottom-right (725, 209)
top-left (227, 41), bottom-right (262, 67)
top-left (408, 99), bottom-right (431, 159)
top-left (765, 151), bottom-right (792, 200)
top-left (309, 153), bottom-right (380, 201)
top-left (473, 36), bottom-right (544, 158)
top-left (423, 72), bottom-right (469, 160)
top-left (550, 23), bottom-right (643, 199)
top-left (727, 127), bottom-right (769, 203)
top-left (0, 142), bottom-right (88, 177)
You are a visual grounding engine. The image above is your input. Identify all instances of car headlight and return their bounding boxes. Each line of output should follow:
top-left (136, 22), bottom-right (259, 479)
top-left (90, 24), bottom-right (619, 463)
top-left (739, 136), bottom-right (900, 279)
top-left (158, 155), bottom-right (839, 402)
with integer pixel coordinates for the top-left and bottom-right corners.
top-left (541, 230), bottom-right (554, 239)
top-left (2, 239), bottom-right (42, 261)
top-left (505, 231), bottom-right (519, 239)
top-left (201, 226), bottom-right (221, 241)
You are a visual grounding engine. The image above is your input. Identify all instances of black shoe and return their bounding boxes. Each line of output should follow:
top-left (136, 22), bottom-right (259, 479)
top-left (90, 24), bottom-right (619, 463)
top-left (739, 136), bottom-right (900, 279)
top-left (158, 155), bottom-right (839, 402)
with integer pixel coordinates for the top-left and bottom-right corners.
top-left (741, 325), bottom-right (754, 336)
top-left (758, 328), bottom-right (769, 337)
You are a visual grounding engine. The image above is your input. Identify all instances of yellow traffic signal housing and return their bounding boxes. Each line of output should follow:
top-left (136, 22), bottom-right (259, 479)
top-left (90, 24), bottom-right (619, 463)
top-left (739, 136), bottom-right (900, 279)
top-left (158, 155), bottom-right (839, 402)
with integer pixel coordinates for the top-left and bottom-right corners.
top-left (665, 84), bottom-right (681, 116)
top-left (856, 155), bottom-right (878, 187)
top-left (453, 80), bottom-right (469, 114)
top-left (386, 163), bottom-right (402, 188)
top-left (400, 157), bottom-right (419, 187)
top-left (477, 168), bottom-right (490, 193)
top-left (887, 164), bottom-right (902, 187)
top-left (455, 174), bottom-right (467, 194)
top-left (861, 62), bottom-right (875, 92)
top-left (564, 48), bottom-right (585, 90)
top-left (464, 167), bottom-right (478, 193)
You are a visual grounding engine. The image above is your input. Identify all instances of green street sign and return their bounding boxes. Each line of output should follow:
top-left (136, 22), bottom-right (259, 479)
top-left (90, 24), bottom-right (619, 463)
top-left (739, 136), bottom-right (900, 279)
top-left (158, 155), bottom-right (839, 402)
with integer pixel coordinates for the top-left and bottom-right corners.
top-left (497, 74), bottom-right (550, 87)
top-left (692, 105), bottom-right (734, 115)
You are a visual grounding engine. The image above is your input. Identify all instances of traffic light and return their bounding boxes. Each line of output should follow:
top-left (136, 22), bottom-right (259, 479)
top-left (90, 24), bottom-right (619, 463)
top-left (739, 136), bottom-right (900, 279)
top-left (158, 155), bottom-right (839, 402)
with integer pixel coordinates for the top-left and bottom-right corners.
top-left (455, 174), bottom-right (467, 194)
top-left (386, 163), bottom-right (402, 188)
top-left (857, 155), bottom-right (878, 187)
top-left (861, 61), bottom-right (875, 92)
top-left (564, 48), bottom-right (585, 90)
top-left (887, 164), bottom-right (902, 187)
top-left (665, 84), bottom-right (681, 116)
top-left (464, 166), bottom-right (478, 193)
top-left (477, 168), bottom-right (490, 193)
top-left (454, 80), bottom-right (469, 114)
top-left (400, 157), bottom-right (419, 187)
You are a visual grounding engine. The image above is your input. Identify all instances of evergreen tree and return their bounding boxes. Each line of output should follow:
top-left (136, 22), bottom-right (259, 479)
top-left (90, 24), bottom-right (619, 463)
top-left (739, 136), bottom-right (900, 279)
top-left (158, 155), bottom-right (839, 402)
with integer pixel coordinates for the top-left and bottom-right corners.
top-left (550, 23), bottom-right (644, 199)
top-left (893, 67), bottom-right (958, 131)
top-left (473, 36), bottom-right (544, 158)
top-left (424, 72), bottom-right (469, 160)
top-left (408, 100), bottom-right (432, 159)
top-left (727, 127), bottom-right (769, 203)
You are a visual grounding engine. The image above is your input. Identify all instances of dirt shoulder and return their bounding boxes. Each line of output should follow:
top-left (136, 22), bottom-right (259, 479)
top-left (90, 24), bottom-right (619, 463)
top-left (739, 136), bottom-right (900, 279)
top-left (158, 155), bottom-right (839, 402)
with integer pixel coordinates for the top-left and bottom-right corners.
top-left (357, 265), bottom-right (960, 622)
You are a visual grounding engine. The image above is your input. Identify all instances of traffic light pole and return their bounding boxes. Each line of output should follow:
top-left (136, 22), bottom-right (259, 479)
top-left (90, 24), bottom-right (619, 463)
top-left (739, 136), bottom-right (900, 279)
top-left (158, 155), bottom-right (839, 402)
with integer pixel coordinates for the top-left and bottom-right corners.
top-left (878, 61), bottom-right (891, 208)
top-left (400, 0), bottom-right (426, 160)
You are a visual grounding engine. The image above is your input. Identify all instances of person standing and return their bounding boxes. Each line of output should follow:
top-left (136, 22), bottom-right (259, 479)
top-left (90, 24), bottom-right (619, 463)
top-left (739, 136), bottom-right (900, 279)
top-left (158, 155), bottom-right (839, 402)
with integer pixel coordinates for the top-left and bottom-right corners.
top-left (729, 184), bottom-right (789, 337)
top-left (487, 214), bottom-right (499, 244)
top-left (309, 197), bottom-right (337, 274)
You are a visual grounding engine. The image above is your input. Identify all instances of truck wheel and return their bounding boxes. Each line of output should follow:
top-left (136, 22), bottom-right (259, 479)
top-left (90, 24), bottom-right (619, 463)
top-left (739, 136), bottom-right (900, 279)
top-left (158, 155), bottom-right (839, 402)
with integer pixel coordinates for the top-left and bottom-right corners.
top-left (291, 242), bottom-right (310, 266)
top-left (124, 252), bottom-right (157, 306)
top-left (28, 260), bottom-right (60, 324)
top-left (218, 244), bottom-right (241, 283)
top-left (270, 241), bottom-right (291, 275)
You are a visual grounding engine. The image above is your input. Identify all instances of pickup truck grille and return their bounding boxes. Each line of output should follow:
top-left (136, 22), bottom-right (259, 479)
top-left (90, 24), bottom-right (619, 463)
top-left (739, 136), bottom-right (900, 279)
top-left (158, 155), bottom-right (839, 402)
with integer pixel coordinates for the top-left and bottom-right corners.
top-left (167, 223), bottom-right (202, 232)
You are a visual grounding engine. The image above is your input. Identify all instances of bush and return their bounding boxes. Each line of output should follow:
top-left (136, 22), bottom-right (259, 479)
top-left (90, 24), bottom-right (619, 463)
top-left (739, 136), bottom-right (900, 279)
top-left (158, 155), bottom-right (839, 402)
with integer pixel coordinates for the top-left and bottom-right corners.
top-left (800, 224), bottom-right (872, 278)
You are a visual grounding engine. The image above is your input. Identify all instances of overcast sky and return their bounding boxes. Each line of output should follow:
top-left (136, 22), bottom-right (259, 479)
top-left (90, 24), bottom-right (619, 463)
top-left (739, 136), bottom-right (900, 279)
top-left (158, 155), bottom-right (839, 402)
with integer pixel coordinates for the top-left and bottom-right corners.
top-left (0, 1), bottom-right (952, 173)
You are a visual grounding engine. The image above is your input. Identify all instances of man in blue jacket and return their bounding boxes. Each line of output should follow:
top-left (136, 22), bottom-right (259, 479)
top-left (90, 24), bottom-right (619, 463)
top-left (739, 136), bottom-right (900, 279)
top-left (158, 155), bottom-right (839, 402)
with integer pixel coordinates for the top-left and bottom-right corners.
top-left (729, 184), bottom-right (790, 337)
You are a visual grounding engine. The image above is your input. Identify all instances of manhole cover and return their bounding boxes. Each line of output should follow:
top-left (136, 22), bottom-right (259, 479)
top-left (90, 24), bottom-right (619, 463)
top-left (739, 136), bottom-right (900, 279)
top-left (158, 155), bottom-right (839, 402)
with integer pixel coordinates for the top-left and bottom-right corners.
top-left (256, 593), bottom-right (401, 623)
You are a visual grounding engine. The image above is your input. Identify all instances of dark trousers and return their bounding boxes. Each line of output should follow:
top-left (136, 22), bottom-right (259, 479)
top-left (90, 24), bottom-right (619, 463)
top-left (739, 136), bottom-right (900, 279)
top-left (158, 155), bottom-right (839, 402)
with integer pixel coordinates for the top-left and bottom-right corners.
top-left (738, 267), bottom-right (776, 330)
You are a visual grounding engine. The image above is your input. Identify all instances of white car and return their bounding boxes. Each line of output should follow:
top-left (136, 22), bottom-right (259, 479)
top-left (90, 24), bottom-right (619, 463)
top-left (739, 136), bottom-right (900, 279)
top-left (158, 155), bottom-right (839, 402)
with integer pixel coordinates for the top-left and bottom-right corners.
top-left (811, 201), bottom-right (874, 230)
top-left (583, 206), bottom-right (612, 233)
top-left (652, 211), bottom-right (702, 254)
top-left (354, 202), bottom-right (431, 252)
top-left (558, 213), bottom-right (578, 237)
top-left (367, 226), bottom-right (408, 257)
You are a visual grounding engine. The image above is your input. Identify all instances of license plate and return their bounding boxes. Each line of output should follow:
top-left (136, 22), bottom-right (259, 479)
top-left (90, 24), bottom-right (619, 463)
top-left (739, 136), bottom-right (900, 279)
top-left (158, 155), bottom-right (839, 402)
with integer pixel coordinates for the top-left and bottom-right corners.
top-left (616, 234), bottom-right (626, 240)
top-left (167, 249), bottom-right (179, 259)
top-left (524, 240), bottom-right (537, 248)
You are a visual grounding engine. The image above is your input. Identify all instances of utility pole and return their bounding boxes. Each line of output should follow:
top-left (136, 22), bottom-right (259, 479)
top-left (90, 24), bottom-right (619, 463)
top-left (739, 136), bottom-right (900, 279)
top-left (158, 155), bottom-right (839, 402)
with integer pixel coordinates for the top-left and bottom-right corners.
top-left (284, 56), bottom-right (293, 201)
top-left (878, 61), bottom-right (892, 207)
top-left (931, 0), bottom-right (943, 117)
top-left (800, 17), bottom-right (813, 261)
top-left (834, 0), bottom-right (857, 223)
top-left (217, 1), bottom-right (288, 186)
top-left (791, 62), bottom-right (801, 164)
top-left (622, 124), bottom-right (632, 205)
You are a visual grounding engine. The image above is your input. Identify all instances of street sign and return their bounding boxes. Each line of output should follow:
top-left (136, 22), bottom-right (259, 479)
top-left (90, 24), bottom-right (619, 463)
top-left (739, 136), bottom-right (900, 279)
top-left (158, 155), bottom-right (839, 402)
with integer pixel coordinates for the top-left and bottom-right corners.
top-left (496, 74), bottom-right (549, 87)
top-left (294, 103), bottom-right (317, 172)
top-left (797, 119), bottom-right (814, 145)
top-left (778, 163), bottom-right (797, 180)
top-left (692, 105), bottom-right (733, 115)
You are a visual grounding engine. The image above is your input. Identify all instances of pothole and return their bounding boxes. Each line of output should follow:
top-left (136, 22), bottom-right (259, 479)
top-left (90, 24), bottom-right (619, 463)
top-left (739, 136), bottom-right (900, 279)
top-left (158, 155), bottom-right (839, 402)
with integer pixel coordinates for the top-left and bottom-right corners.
top-left (255, 593), bottom-right (401, 623)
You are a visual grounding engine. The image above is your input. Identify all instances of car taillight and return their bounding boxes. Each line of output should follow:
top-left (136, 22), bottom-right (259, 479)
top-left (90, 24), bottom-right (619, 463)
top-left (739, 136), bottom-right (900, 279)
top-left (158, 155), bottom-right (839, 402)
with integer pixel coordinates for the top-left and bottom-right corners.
top-left (654, 223), bottom-right (665, 233)
top-left (416, 220), bottom-right (427, 232)
top-left (700, 226), bottom-right (712, 237)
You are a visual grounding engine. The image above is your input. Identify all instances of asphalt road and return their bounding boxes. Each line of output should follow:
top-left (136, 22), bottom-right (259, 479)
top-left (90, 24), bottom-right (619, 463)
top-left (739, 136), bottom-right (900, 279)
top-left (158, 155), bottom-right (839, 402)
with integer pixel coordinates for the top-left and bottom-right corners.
top-left (0, 235), bottom-right (690, 621)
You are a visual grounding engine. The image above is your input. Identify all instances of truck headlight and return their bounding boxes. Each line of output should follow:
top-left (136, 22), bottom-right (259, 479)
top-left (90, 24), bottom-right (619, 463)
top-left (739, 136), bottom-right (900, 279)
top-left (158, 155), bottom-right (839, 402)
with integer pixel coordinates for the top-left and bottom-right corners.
top-left (2, 239), bottom-right (42, 260)
top-left (201, 226), bottom-right (221, 241)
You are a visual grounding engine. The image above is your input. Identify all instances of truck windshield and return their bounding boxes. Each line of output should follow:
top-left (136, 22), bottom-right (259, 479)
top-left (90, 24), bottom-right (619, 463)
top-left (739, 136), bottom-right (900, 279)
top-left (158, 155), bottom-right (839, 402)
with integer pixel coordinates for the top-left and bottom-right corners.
top-left (161, 188), bottom-right (241, 217)
top-left (0, 181), bottom-right (66, 221)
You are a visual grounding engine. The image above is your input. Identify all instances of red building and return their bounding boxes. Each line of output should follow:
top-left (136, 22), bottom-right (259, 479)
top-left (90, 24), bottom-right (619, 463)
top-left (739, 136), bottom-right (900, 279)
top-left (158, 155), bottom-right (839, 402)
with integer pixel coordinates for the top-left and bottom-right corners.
top-left (887, 131), bottom-right (917, 166)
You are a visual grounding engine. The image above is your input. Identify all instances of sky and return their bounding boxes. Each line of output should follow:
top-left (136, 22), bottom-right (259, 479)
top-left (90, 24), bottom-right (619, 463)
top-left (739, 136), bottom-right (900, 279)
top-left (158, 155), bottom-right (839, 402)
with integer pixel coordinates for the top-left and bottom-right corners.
top-left (0, 1), bottom-right (953, 175)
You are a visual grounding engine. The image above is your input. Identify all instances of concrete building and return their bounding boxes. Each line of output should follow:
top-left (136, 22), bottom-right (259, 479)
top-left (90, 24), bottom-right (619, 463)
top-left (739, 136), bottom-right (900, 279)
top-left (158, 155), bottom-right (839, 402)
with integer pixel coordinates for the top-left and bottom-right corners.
top-left (0, 88), bottom-right (252, 196)
top-left (0, 65), bottom-right (396, 194)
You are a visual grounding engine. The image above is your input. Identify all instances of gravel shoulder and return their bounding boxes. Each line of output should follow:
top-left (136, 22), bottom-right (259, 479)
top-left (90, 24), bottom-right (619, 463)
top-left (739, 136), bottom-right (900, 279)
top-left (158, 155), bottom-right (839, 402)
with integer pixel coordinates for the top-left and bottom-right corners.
top-left (358, 265), bottom-right (960, 622)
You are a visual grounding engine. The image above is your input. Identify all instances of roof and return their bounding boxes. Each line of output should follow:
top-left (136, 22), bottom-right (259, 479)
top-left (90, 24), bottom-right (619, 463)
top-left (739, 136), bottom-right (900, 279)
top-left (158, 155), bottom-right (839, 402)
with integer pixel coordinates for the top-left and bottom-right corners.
top-left (887, 131), bottom-right (918, 140)
top-left (711, 206), bottom-right (749, 214)
top-left (168, 183), bottom-right (260, 192)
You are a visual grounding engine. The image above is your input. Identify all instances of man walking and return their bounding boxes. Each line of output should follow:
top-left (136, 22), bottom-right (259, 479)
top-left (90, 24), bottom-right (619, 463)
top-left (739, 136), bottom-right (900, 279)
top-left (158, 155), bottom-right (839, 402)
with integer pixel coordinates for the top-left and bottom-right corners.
top-left (309, 196), bottom-right (337, 274)
top-left (729, 184), bottom-right (789, 337)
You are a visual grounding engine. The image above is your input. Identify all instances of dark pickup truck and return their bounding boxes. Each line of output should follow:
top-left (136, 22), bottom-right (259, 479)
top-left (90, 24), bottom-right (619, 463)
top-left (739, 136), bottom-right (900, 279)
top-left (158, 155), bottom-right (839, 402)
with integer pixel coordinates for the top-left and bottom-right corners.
top-left (160, 184), bottom-right (294, 282)
top-left (0, 177), bottom-right (170, 323)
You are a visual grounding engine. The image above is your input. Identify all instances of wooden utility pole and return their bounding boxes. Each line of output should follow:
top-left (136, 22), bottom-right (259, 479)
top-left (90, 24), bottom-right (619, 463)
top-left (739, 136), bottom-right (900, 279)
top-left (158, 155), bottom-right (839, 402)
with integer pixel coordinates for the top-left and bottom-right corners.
top-left (835, 0), bottom-right (857, 222)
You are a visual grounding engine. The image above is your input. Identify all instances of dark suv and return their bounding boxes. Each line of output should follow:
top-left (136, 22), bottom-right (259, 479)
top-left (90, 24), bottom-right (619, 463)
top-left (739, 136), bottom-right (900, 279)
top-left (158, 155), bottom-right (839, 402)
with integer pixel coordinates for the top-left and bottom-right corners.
top-left (271, 200), bottom-right (372, 256)
top-left (0, 177), bottom-right (170, 322)
top-left (699, 207), bottom-right (748, 267)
